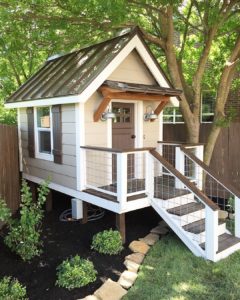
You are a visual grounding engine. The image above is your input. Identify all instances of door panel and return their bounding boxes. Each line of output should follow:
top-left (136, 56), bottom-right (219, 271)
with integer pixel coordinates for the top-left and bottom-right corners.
top-left (112, 103), bottom-right (135, 179)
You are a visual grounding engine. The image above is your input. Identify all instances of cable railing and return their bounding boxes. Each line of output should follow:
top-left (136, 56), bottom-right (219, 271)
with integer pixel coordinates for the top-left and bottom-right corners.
top-left (150, 149), bottom-right (220, 260)
top-left (81, 146), bottom-right (152, 208)
top-left (180, 146), bottom-right (240, 236)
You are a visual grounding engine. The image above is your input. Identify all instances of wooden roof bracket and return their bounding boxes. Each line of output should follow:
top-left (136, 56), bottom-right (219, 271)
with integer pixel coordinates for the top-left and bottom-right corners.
top-left (94, 86), bottom-right (170, 122)
top-left (151, 97), bottom-right (170, 122)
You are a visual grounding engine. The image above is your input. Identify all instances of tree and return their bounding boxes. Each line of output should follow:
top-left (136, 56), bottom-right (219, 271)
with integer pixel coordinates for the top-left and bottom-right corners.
top-left (0, 0), bottom-right (239, 165)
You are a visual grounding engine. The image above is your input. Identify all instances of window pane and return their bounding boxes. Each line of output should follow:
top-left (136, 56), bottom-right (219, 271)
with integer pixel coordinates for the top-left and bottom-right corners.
top-left (37, 107), bottom-right (50, 128)
top-left (39, 131), bottom-right (51, 154)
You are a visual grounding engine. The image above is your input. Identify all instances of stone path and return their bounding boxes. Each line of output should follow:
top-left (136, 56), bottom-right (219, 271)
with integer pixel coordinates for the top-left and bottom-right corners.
top-left (80, 219), bottom-right (170, 300)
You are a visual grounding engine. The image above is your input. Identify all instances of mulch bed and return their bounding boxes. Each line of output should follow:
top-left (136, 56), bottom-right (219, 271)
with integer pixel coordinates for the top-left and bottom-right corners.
top-left (0, 191), bottom-right (159, 300)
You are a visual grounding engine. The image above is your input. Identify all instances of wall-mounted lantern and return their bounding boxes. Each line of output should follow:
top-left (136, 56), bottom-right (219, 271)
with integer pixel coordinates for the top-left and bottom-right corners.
top-left (143, 105), bottom-right (158, 121)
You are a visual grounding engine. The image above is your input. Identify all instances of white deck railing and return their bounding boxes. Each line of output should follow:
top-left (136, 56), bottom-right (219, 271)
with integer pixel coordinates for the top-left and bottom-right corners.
top-left (80, 146), bottom-right (152, 209)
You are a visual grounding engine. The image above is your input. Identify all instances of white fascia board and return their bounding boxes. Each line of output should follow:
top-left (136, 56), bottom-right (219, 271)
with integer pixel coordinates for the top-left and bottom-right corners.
top-left (78, 35), bottom-right (179, 105)
top-left (4, 94), bottom-right (81, 109)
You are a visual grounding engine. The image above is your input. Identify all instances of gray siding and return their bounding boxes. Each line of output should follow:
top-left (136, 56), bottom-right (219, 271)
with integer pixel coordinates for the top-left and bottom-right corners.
top-left (20, 104), bottom-right (77, 189)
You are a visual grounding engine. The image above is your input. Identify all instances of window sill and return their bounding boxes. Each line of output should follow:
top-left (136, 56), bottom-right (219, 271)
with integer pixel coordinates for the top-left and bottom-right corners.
top-left (35, 152), bottom-right (54, 162)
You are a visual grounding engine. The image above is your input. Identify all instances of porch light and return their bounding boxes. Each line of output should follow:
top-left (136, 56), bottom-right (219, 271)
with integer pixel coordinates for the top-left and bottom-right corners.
top-left (143, 105), bottom-right (158, 121)
top-left (101, 106), bottom-right (116, 121)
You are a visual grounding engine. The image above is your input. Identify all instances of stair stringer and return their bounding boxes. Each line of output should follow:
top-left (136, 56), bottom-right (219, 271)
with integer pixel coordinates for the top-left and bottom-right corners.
top-left (151, 198), bottom-right (206, 259)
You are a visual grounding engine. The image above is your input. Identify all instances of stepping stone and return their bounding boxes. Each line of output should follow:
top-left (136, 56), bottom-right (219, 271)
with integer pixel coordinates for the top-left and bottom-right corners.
top-left (124, 259), bottom-right (140, 273)
top-left (118, 270), bottom-right (138, 289)
top-left (78, 296), bottom-right (100, 300)
top-left (158, 220), bottom-right (168, 227)
top-left (129, 241), bottom-right (150, 255)
top-left (139, 233), bottom-right (159, 246)
top-left (151, 225), bottom-right (169, 235)
top-left (94, 279), bottom-right (127, 300)
top-left (125, 253), bottom-right (145, 265)
top-left (219, 210), bottom-right (228, 220)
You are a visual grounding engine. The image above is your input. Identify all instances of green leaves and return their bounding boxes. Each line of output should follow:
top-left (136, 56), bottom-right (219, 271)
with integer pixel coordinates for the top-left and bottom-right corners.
top-left (56, 255), bottom-right (97, 290)
top-left (0, 276), bottom-right (28, 300)
top-left (4, 179), bottom-right (49, 261)
top-left (0, 198), bottom-right (11, 223)
top-left (91, 229), bottom-right (123, 255)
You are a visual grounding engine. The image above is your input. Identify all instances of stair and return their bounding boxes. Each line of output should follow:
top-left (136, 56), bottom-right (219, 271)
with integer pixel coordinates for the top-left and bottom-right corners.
top-left (167, 202), bottom-right (204, 216)
top-left (149, 148), bottom-right (240, 261)
top-left (183, 218), bottom-right (225, 234)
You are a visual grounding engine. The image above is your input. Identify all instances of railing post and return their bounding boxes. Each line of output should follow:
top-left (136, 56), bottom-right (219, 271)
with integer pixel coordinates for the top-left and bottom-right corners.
top-left (145, 152), bottom-right (154, 199)
top-left (117, 152), bottom-right (128, 211)
top-left (79, 148), bottom-right (86, 191)
top-left (205, 206), bottom-right (218, 261)
top-left (235, 196), bottom-right (240, 238)
top-left (175, 146), bottom-right (185, 189)
top-left (195, 145), bottom-right (204, 190)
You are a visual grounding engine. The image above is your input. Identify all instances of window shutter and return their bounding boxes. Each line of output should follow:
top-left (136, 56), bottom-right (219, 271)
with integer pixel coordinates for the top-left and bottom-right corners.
top-left (27, 107), bottom-right (35, 158)
top-left (52, 105), bottom-right (62, 164)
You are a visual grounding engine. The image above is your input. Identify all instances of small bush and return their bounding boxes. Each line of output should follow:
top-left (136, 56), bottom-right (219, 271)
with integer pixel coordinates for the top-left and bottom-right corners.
top-left (2, 179), bottom-right (49, 261)
top-left (91, 229), bottom-right (123, 255)
top-left (56, 255), bottom-right (97, 290)
top-left (0, 276), bottom-right (27, 300)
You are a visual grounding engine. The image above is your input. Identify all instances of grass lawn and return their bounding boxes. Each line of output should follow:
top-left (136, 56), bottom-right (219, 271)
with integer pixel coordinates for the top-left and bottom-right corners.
top-left (125, 233), bottom-right (240, 300)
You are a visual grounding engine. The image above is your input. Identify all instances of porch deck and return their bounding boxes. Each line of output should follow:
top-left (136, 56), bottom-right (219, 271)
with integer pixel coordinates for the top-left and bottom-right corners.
top-left (83, 176), bottom-right (189, 202)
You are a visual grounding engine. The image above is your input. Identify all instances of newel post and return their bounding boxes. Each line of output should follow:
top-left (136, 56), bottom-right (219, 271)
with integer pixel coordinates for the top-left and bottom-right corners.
top-left (117, 152), bottom-right (128, 211)
top-left (145, 152), bottom-right (154, 199)
top-left (195, 145), bottom-right (204, 190)
top-left (234, 196), bottom-right (240, 238)
top-left (175, 147), bottom-right (185, 189)
top-left (79, 147), bottom-right (86, 191)
top-left (205, 206), bottom-right (218, 261)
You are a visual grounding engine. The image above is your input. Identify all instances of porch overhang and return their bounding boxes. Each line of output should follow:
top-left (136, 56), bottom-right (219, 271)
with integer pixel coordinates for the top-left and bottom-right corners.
top-left (94, 80), bottom-right (182, 122)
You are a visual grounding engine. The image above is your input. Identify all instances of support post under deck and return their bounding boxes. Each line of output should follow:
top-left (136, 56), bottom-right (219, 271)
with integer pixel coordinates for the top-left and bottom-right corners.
top-left (116, 213), bottom-right (126, 244)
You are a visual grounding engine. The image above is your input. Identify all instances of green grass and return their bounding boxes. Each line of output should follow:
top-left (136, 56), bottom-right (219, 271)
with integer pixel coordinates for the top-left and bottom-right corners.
top-left (124, 233), bottom-right (240, 300)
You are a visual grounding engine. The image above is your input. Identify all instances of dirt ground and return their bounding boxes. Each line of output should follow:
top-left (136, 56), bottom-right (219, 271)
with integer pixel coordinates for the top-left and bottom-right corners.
top-left (0, 191), bottom-right (160, 300)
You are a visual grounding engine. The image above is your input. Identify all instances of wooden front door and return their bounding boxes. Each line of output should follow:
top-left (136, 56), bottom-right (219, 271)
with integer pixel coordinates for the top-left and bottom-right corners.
top-left (112, 103), bottom-right (135, 179)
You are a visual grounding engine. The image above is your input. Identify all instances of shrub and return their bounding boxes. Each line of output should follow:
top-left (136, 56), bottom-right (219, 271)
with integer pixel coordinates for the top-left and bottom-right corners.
top-left (56, 255), bottom-right (97, 290)
top-left (0, 276), bottom-right (27, 300)
top-left (0, 199), bottom-right (11, 223)
top-left (3, 179), bottom-right (49, 261)
top-left (91, 229), bottom-right (123, 255)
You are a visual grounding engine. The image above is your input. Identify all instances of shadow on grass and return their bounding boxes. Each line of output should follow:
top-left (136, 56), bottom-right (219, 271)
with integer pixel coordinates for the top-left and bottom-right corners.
top-left (125, 233), bottom-right (240, 300)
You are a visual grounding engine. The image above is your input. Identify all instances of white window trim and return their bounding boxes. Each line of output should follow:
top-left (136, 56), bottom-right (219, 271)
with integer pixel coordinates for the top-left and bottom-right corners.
top-left (200, 92), bottom-right (215, 123)
top-left (163, 107), bottom-right (184, 124)
top-left (34, 106), bottom-right (54, 161)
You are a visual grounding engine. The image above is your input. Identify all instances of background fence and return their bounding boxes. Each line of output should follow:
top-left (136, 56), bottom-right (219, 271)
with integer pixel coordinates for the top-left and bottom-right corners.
top-left (0, 124), bottom-right (20, 228)
top-left (164, 122), bottom-right (240, 190)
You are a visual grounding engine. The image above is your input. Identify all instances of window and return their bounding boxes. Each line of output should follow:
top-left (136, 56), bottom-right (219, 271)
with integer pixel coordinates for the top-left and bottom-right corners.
top-left (34, 106), bottom-right (53, 160)
top-left (163, 91), bottom-right (215, 124)
top-left (201, 91), bottom-right (215, 123)
top-left (163, 107), bottom-right (184, 123)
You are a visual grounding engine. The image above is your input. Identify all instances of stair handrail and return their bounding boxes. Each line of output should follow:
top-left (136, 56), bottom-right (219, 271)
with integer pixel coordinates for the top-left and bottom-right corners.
top-left (150, 149), bottom-right (219, 211)
top-left (180, 146), bottom-right (240, 199)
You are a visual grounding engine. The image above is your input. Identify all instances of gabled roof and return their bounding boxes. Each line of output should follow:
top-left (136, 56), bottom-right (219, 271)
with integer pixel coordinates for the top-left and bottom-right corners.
top-left (5, 27), bottom-right (180, 107)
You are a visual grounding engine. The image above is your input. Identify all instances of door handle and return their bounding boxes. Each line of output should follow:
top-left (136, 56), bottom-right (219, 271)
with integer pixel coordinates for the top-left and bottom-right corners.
top-left (131, 135), bottom-right (136, 139)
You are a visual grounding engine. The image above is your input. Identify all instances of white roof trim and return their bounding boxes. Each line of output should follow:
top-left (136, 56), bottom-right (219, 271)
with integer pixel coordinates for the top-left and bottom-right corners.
top-left (5, 95), bottom-right (81, 108)
top-left (5, 34), bottom-right (178, 109)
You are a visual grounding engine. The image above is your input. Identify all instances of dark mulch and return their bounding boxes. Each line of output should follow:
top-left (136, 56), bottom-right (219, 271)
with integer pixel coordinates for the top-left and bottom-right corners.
top-left (0, 191), bottom-right (160, 300)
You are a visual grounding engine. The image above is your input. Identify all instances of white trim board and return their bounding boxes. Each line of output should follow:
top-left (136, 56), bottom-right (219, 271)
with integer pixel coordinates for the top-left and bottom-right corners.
top-left (5, 34), bottom-right (178, 109)
top-left (22, 173), bottom-right (121, 213)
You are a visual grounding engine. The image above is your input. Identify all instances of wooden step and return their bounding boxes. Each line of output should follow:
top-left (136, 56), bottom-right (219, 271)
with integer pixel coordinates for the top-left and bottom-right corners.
top-left (167, 202), bottom-right (204, 216)
top-left (200, 233), bottom-right (240, 253)
top-left (183, 218), bottom-right (225, 234)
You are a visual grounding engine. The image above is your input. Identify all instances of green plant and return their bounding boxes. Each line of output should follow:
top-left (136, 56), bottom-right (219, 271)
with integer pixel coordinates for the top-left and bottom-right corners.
top-left (56, 255), bottom-right (97, 290)
top-left (0, 198), bottom-right (11, 223)
top-left (3, 179), bottom-right (49, 261)
top-left (0, 276), bottom-right (27, 300)
top-left (91, 229), bottom-right (123, 255)
top-left (227, 196), bottom-right (235, 213)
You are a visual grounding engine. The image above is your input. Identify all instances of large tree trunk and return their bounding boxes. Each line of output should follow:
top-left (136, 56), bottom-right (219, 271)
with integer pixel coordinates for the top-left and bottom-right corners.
top-left (204, 124), bottom-right (222, 166)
